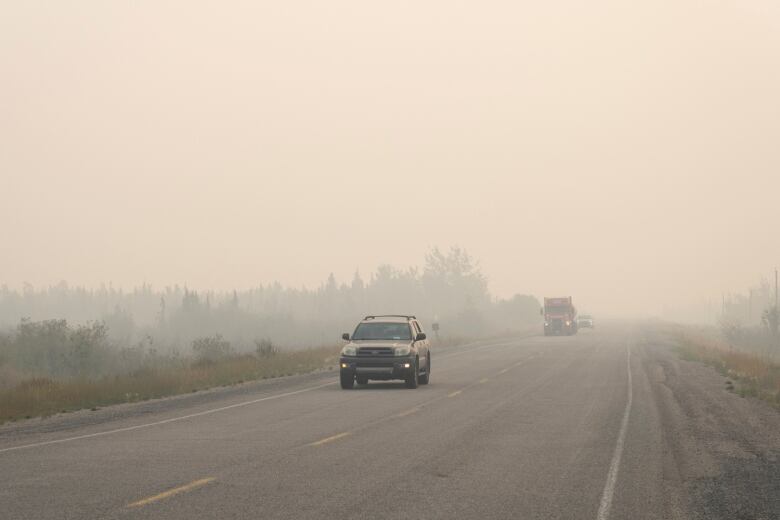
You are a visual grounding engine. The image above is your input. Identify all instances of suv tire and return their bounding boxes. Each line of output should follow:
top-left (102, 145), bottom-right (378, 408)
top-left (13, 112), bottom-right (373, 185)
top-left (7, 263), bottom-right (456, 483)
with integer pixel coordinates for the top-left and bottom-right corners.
top-left (405, 359), bottom-right (419, 389)
top-left (418, 355), bottom-right (430, 385)
top-left (340, 373), bottom-right (354, 389)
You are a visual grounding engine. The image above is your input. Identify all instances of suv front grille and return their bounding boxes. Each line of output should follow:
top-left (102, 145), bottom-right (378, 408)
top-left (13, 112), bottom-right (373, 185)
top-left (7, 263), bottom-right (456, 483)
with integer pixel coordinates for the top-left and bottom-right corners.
top-left (356, 361), bottom-right (396, 368)
top-left (357, 347), bottom-right (395, 357)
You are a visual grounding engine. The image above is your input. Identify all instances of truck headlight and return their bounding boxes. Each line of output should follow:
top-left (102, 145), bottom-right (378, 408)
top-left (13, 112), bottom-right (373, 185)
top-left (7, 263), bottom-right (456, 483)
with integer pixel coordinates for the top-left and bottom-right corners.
top-left (394, 346), bottom-right (411, 356)
top-left (341, 346), bottom-right (357, 356)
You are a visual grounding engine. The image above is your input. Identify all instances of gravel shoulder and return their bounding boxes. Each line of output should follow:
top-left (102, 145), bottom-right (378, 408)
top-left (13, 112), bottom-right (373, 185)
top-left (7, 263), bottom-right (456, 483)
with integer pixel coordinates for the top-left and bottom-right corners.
top-left (637, 325), bottom-right (780, 519)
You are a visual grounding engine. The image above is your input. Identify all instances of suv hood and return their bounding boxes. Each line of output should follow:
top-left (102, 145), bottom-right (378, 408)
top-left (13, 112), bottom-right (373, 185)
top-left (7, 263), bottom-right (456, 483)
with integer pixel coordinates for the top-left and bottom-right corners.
top-left (347, 340), bottom-right (412, 349)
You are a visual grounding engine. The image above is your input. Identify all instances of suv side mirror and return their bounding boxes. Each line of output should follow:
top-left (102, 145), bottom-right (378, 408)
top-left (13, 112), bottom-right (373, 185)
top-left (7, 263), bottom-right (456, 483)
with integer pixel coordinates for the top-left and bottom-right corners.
top-left (415, 332), bottom-right (426, 341)
top-left (342, 333), bottom-right (350, 341)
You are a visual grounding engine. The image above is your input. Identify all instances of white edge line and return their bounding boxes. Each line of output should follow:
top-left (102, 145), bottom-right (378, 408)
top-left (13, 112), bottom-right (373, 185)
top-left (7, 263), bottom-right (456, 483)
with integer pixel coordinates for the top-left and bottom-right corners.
top-left (595, 346), bottom-right (632, 520)
top-left (0, 381), bottom-right (336, 454)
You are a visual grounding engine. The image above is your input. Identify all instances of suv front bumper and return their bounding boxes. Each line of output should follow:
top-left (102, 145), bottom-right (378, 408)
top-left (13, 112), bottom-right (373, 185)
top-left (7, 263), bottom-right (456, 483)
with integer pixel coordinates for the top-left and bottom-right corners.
top-left (340, 356), bottom-right (415, 380)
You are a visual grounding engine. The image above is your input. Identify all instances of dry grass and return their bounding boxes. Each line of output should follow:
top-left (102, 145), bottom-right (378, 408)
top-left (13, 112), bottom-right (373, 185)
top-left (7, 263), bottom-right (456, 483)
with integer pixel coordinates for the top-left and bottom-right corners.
top-left (676, 328), bottom-right (780, 405)
top-left (0, 345), bottom-right (340, 424)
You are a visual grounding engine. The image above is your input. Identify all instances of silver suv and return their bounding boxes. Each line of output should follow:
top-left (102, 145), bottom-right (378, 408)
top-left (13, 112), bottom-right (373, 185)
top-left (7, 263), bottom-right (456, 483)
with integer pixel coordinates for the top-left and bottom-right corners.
top-left (339, 315), bottom-right (431, 389)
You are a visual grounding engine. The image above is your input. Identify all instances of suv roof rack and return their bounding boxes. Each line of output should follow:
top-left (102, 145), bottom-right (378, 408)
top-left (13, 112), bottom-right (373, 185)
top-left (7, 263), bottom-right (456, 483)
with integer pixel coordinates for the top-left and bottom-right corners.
top-left (363, 315), bottom-right (416, 320)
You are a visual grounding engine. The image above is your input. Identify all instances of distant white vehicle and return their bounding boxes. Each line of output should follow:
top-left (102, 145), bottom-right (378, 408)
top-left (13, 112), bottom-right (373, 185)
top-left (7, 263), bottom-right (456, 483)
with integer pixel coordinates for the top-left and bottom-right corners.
top-left (577, 315), bottom-right (594, 329)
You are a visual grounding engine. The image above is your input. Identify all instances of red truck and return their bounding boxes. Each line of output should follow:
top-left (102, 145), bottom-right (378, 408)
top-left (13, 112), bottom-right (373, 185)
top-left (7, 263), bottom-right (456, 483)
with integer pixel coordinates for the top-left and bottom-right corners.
top-left (542, 297), bottom-right (578, 336)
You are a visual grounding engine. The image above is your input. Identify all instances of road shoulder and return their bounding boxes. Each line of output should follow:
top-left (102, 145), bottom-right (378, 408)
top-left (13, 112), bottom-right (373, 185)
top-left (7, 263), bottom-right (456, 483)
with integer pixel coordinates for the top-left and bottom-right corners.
top-left (638, 326), bottom-right (780, 519)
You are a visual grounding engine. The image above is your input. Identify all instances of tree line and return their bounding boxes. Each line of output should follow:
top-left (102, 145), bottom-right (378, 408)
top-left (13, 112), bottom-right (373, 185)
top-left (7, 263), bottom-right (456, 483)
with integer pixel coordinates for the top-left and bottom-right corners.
top-left (0, 248), bottom-right (541, 358)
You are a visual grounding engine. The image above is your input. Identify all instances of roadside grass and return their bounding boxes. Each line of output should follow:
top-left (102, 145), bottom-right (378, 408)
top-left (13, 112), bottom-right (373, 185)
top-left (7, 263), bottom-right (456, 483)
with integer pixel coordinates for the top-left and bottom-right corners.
top-left (675, 327), bottom-right (780, 406)
top-left (0, 327), bottom-right (538, 424)
top-left (0, 345), bottom-right (340, 424)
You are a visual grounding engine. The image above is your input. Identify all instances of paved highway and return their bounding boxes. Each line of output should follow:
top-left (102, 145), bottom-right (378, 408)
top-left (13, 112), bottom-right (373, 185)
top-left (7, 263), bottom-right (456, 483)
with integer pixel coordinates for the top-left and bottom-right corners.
top-left (2, 325), bottom-right (778, 519)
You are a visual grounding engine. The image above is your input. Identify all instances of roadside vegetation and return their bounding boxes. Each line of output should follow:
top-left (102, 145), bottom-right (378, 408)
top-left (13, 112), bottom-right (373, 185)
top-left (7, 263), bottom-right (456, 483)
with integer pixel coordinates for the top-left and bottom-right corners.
top-left (0, 320), bottom-right (339, 423)
top-left (674, 325), bottom-right (780, 406)
top-left (0, 320), bottom-right (523, 424)
top-left (0, 248), bottom-right (541, 423)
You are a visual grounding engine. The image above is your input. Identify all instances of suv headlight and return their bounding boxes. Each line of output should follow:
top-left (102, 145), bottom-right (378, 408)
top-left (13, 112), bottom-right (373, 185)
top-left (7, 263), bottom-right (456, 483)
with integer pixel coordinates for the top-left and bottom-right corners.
top-left (394, 346), bottom-right (412, 357)
top-left (341, 346), bottom-right (357, 356)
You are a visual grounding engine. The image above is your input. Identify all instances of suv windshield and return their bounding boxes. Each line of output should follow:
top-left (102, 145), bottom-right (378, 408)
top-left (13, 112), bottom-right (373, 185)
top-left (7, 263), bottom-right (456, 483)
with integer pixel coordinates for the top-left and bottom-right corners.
top-left (352, 322), bottom-right (412, 341)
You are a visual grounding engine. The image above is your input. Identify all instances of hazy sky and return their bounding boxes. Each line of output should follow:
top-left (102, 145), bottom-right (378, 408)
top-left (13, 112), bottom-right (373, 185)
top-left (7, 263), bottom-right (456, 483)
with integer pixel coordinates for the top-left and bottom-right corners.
top-left (2, 1), bottom-right (779, 316)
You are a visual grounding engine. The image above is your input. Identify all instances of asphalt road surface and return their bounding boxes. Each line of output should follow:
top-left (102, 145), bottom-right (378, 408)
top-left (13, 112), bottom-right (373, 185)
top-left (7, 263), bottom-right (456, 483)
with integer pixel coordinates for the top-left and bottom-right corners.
top-left (2, 324), bottom-right (779, 519)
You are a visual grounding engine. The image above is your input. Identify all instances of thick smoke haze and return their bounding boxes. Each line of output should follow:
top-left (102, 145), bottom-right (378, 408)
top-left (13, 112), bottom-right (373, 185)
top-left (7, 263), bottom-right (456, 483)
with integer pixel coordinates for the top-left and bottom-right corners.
top-left (2, 1), bottom-right (779, 319)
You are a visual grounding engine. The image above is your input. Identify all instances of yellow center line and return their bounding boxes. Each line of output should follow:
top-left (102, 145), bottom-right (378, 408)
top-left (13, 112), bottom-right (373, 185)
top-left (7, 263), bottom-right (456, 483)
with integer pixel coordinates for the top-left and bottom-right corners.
top-left (396, 406), bottom-right (421, 417)
top-left (498, 368), bottom-right (510, 375)
top-left (479, 378), bottom-right (489, 384)
top-left (127, 477), bottom-right (215, 508)
top-left (308, 431), bottom-right (352, 447)
top-left (447, 390), bottom-right (463, 398)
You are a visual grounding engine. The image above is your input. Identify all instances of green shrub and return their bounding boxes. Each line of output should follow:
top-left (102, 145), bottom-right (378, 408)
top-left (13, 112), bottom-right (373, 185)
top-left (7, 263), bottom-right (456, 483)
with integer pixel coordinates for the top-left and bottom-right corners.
top-left (255, 338), bottom-right (277, 358)
top-left (191, 334), bottom-right (232, 362)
